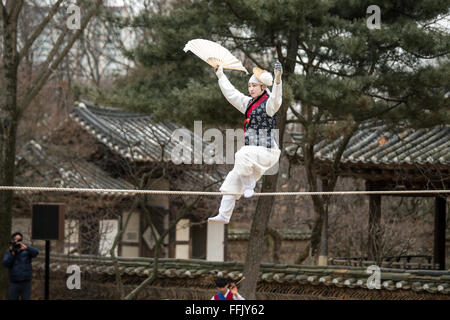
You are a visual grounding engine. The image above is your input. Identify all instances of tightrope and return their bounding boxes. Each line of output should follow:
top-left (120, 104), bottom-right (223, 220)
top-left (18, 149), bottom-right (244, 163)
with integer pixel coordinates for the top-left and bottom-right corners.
top-left (0, 186), bottom-right (448, 196)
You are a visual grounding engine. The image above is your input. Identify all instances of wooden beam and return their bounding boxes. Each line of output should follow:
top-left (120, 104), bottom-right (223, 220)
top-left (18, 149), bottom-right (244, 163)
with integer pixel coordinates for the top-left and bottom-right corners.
top-left (303, 158), bottom-right (450, 184)
top-left (434, 196), bottom-right (447, 270)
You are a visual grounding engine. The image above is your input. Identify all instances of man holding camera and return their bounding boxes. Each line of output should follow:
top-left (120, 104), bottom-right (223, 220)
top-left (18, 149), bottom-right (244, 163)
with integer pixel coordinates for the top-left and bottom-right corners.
top-left (2, 232), bottom-right (39, 300)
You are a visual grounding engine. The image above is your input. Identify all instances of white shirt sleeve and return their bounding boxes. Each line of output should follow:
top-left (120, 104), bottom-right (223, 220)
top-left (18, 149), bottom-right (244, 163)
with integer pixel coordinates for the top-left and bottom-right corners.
top-left (265, 80), bottom-right (282, 117)
top-left (233, 293), bottom-right (245, 300)
top-left (217, 73), bottom-right (251, 114)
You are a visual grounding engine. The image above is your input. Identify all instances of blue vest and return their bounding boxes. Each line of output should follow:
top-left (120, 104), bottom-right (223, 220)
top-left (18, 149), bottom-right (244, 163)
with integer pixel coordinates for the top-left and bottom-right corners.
top-left (244, 91), bottom-right (278, 148)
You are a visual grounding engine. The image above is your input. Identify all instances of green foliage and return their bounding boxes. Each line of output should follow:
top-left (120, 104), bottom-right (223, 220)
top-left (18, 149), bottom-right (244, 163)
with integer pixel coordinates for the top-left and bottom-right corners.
top-left (93, 1), bottom-right (260, 129)
top-left (93, 0), bottom-right (449, 132)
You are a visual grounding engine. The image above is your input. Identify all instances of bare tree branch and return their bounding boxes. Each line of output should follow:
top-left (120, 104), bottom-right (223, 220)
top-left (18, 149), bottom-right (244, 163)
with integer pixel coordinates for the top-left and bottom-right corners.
top-left (289, 104), bottom-right (306, 125)
top-left (17, 0), bottom-right (65, 63)
top-left (7, 0), bottom-right (24, 22)
top-left (123, 194), bottom-right (203, 300)
top-left (18, 0), bottom-right (104, 112)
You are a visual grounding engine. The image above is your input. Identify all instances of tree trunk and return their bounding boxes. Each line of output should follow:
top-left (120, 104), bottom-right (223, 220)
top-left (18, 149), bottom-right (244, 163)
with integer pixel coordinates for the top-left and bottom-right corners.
top-left (0, 0), bottom-right (103, 299)
top-left (317, 179), bottom-right (329, 266)
top-left (241, 176), bottom-right (278, 299)
top-left (266, 227), bottom-right (282, 264)
top-left (0, 122), bottom-right (18, 299)
top-left (307, 123), bottom-right (359, 262)
top-left (367, 181), bottom-right (382, 263)
top-left (240, 33), bottom-right (297, 299)
top-left (303, 129), bottom-right (325, 260)
top-left (239, 105), bottom-right (289, 297)
top-left (0, 3), bottom-right (20, 298)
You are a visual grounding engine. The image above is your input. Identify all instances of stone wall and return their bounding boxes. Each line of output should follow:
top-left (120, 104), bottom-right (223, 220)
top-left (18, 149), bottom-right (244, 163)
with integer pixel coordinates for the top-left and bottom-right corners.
top-left (30, 270), bottom-right (450, 300)
top-left (28, 254), bottom-right (450, 300)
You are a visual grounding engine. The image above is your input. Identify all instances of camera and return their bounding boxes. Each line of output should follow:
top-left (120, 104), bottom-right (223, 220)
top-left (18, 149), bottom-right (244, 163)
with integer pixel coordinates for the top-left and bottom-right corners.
top-left (10, 241), bottom-right (22, 253)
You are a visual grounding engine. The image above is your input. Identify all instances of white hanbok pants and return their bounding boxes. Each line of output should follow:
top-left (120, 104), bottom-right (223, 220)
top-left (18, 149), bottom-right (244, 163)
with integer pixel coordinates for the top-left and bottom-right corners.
top-left (218, 145), bottom-right (281, 220)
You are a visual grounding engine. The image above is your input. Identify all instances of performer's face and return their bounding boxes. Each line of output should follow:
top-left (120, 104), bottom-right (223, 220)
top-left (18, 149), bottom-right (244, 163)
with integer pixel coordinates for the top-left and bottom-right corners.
top-left (248, 82), bottom-right (265, 99)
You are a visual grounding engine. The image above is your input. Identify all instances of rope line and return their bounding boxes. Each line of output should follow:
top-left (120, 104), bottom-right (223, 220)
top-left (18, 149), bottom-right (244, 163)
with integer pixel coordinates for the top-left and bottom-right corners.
top-left (0, 186), bottom-right (448, 196)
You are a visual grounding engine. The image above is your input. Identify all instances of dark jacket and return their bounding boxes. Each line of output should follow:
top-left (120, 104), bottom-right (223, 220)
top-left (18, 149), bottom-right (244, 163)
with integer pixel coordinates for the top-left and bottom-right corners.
top-left (2, 246), bottom-right (39, 282)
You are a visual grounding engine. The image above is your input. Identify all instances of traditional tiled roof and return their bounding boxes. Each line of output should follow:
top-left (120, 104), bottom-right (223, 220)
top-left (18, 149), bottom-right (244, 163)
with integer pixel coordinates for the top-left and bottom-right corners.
top-left (286, 121), bottom-right (450, 168)
top-left (70, 100), bottom-right (205, 163)
top-left (228, 229), bottom-right (311, 241)
top-left (329, 257), bottom-right (439, 270)
top-left (34, 254), bottom-right (450, 295)
top-left (69, 100), bottom-right (226, 189)
top-left (16, 140), bottom-right (134, 195)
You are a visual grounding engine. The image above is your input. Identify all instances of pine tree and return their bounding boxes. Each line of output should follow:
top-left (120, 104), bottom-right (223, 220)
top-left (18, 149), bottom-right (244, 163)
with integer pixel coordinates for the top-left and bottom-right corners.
top-left (101, 0), bottom-right (449, 298)
top-left (95, 1), bottom-right (251, 129)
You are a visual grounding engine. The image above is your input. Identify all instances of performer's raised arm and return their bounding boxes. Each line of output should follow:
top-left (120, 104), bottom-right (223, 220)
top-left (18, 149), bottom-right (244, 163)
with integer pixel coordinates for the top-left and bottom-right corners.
top-left (216, 65), bottom-right (251, 114)
top-left (265, 61), bottom-right (283, 117)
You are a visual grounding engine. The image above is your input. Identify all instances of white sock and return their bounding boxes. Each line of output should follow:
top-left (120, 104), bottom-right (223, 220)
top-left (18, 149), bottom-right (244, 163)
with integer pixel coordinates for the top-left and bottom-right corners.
top-left (208, 215), bottom-right (229, 224)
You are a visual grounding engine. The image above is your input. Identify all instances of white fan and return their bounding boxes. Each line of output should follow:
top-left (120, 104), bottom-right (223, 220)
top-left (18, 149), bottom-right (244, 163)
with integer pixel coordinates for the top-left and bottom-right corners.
top-left (183, 39), bottom-right (249, 74)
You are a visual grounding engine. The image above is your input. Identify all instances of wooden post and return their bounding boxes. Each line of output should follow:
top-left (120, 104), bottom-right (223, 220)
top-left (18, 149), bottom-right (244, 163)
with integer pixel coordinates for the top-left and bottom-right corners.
top-left (367, 181), bottom-right (382, 262)
top-left (45, 240), bottom-right (50, 300)
top-left (206, 222), bottom-right (225, 261)
top-left (434, 196), bottom-right (446, 270)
